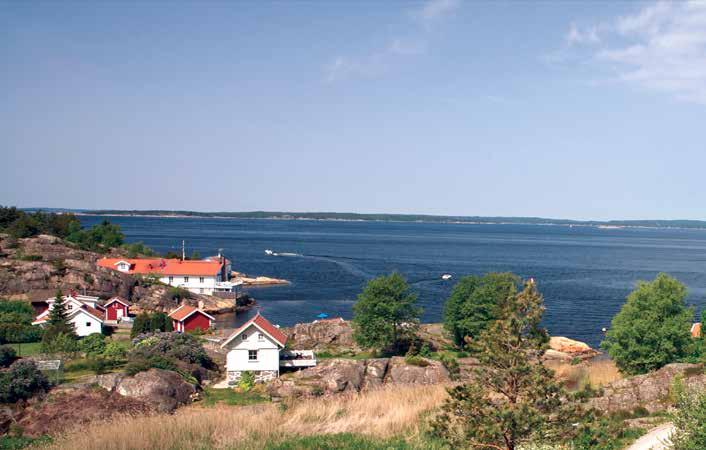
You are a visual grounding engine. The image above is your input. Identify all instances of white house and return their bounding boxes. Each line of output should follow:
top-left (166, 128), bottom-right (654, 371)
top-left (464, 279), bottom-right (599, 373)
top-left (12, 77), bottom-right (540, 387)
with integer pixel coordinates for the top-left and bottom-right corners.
top-left (220, 313), bottom-right (291, 383)
top-left (32, 294), bottom-right (105, 337)
top-left (97, 255), bottom-right (239, 295)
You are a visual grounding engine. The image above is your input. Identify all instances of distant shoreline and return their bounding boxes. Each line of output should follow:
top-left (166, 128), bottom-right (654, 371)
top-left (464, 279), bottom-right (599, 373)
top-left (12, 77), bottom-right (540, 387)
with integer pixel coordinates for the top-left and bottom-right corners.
top-left (69, 211), bottom-right (706, 232)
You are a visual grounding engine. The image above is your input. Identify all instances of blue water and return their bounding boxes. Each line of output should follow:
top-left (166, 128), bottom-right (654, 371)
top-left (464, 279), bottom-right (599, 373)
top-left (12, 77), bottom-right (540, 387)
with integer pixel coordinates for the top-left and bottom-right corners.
top-left (79, 216), bottom-right (706, 348)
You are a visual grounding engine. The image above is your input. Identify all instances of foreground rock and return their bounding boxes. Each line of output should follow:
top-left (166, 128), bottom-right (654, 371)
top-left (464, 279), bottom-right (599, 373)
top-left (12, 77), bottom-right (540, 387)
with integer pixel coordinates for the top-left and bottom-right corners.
top-left (94, 369), bottom-right (197, 413)
top-left (268, 357), bottom-right (449, 398)
top-left (589, 363), bottom-right (706, 413)
top-left (13, 386), bottom-right (151, 437)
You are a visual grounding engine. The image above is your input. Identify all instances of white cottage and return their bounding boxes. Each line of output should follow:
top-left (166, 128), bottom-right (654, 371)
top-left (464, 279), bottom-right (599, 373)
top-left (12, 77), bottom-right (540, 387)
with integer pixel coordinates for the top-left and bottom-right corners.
top-left (220, 313), bottom-right (289, 383)
top-left (32, 294), bottom-right (105, 337)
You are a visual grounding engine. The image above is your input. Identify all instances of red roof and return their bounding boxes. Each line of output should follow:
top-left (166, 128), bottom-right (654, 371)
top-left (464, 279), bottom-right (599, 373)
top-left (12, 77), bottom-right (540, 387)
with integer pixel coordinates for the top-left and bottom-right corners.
top-left (692, 323), bottom-right (702, 338)
top-left (104, 297), bottom-right (130, 307)
top-left (168, 305), bottom-right (215, 322)
top-left (82, 304), bottom-right (105, 321)
top-left (221, 313), bottom-right (287, 347)
top-left (97, 258), bottom-right (222, 276)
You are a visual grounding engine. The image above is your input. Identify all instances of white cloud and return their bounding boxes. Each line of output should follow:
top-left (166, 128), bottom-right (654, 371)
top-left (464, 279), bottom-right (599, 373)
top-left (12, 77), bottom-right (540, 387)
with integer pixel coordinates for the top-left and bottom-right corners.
top-left (566, 22), bottom-right (600, 46)
top-left (564, 1), bottom-right (706, 104)
top-left (323, 0), bottom-right (460, 82)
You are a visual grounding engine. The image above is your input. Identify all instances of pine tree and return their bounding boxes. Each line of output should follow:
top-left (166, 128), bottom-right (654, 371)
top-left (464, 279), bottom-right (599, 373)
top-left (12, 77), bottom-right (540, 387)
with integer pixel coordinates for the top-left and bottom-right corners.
top-left (45, 289), bottom-right (76, 338)
top-left (432, 279), bottom-right (578, 450)
top-left (130, 312), bottom-right (150, 338)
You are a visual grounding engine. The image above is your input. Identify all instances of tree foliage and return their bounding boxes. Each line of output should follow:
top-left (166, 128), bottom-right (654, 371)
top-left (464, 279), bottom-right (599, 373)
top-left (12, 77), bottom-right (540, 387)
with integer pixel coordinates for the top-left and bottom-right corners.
top-left (352, 273), bottom-right (422, 352)
top-left (443, 272), bottom-right (520, 348)
top-left (0, 206), bottom-right (80, 239)
top-left (431, 280), bottom-right (578, 450)
top-left (671, 387), bottom-right (706, 450)
top-left (131, 312), bottom-right (172, 338)
top-left (65, 220), bottom-right (124, 252)
top-left (79, 333), bottom-right (107, 357)
top-left (0, 301), bottom-right (42, 344)
top-left (601, 273), bottom-right (693, 375)
top-left (0, 360), bottom-right (50, 403)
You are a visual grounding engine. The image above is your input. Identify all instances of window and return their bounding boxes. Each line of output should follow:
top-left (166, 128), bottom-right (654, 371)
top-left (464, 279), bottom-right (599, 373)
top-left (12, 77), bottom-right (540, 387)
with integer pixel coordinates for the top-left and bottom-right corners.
top-left (258, 333), bottom-right (264, 341)
top-left (199, 277), bottom-right (204, 283)
top-left (242, 333), bottom-right (247, 341)
top-left (184, 276), bottom-right (189, 283)
top-left (67, 304), bottom-right (73, 310)
top-left (199, 288), bottom-right (204, 294)
top-left (168, 276), bottom-right (174, 283)
top-left (248, 350), bottom-right (258, 361)
top-left (86, 322), bottom-right (91, 327)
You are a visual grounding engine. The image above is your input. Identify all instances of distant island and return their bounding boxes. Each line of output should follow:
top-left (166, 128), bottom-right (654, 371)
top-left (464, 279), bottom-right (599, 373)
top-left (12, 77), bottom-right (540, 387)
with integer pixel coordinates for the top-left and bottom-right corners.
top-left (33, 208), bottom-right (706, 230)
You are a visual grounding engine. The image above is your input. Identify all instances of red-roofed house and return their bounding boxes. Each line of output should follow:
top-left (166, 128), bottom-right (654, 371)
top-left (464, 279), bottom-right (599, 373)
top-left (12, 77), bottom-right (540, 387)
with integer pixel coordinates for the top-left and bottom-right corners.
top-left (97, 255), bottom-right (238, 295)
top-left (692, 322), bottom-right (702, 338)
top-left (168, 305), bottom-right (215, 332)
top-left (220, 313), bottom-right (295, 383)
top-left (104, 297), bottom-right (130, 322)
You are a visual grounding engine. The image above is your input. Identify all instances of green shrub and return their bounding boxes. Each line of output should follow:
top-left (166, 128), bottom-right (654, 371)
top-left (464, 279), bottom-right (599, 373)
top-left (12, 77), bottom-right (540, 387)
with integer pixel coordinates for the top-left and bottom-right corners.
top-left (239, 371), bottom-right (255, 391)
top-left (671, 387), bottom-right (706, 449)
top-left (102, 341), bottom-right (129, 360)
top-left (87, 357), bottom-right (113, 375)
top-left (404, 355), bottom-right (430, 367)
top-left (0, 345), bottom-right (17, 367)
top-left (0, 360), bottom-right (50, 403)
top-left (40, 332), bottom-right (78, 355)
top-left (438, 353), bottom-right (460, 380)
top-left (79, 333), bottom-right (106, 357)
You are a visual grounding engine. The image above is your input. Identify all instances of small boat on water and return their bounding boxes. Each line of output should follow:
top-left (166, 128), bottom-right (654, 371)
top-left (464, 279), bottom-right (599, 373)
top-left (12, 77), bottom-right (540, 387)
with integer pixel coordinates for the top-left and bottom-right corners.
top-left (441, 274), bottom-right (452, 280)
top-left (265, 249), bottom-right (277, 256)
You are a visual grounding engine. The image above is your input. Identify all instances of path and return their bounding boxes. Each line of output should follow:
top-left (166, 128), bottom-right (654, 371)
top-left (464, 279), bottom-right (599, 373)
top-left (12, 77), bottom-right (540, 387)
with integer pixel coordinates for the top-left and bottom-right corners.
top-left (627, 423), bottom-right (675, 450)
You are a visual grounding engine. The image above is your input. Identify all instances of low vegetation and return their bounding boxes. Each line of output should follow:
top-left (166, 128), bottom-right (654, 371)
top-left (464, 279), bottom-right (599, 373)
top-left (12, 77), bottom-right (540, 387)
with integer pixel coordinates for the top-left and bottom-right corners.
top-left (0, 301), bottom-right (42, 345)
top-left (126, 332), bottom-right (216, 383)
top-left (47, 384), bottom-right (447, 450)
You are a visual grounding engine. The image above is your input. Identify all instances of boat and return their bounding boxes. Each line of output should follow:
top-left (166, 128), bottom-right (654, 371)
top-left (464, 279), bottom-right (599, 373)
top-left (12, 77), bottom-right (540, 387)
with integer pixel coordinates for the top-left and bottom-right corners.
top-left (441, 274), bottom-right (452, 280)
top-left (265, 249), bottom-right (275, 256)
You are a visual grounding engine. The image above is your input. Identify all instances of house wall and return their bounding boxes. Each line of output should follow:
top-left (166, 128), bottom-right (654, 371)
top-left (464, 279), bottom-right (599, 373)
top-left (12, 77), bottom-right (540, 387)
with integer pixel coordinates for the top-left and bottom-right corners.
top-left (106, 303), bottom-right (127, 321)
top-left (224, 324), bottom-right (281, 373)
top-left (182, 313), bottom-right (212, 332)
top-left (72, 312), bottom-right (103, 337)
top-left (159, 275), bottom-right (218, 295)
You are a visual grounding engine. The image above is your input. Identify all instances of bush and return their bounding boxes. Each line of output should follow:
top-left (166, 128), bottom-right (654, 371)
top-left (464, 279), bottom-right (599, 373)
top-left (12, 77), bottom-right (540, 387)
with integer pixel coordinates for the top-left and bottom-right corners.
top-left (79, 333), bottom-right (106, 357)
top-left (87, 357), bottom-right (115, 375)
top-left (102, 341), bottom-right (129, 361)
top-left (0, 301), bottom-right (40, 345)
top-left (0, 345), bottom-right (17, 367)
top-left (0, 360), bottom-right (50, 403)
top-left (40, 332), bottom-right (78, 355)
top-left (438, 353), bottom-right (460, 380)
top-left (239, 371), bottom-right (255, 391)
top-left (404, 355), bottom-right (430, 367)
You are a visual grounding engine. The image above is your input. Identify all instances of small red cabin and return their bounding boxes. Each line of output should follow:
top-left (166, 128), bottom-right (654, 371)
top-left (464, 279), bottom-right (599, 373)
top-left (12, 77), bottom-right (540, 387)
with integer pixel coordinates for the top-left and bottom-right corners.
top-left (168, 305), bottom-right (215, 333)
top-left (104, 297), bottom-right (130, 321)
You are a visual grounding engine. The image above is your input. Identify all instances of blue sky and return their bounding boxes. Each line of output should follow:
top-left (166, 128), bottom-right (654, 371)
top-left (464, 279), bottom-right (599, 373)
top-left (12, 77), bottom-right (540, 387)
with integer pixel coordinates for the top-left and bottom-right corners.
top-left (2, 1), bottom-right (705, 220)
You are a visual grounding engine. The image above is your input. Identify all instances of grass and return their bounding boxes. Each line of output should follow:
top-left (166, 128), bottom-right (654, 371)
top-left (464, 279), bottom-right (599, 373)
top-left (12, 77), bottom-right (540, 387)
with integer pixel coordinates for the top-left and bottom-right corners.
top-left (6, 342), bottom-right (42, 357)
top-left (200, 387), bottom-right (269, 407)
top-left (46, 384), bottom-right (448, 450)
top-left (0, 435), bottom-right (51, 450)
top-left (547, 357), bottom-right (623, 391)
top-left (264, 433), bottom-right (414, 449)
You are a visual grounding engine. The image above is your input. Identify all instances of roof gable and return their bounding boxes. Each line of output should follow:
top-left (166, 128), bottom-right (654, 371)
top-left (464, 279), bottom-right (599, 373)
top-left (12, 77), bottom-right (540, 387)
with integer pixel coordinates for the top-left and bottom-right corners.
top-left (168, 304), bottom-right (215, 322)
top-left (221, 313), bottom-right (287, 348)
top-left (104, 297), bottom-right (130, 307)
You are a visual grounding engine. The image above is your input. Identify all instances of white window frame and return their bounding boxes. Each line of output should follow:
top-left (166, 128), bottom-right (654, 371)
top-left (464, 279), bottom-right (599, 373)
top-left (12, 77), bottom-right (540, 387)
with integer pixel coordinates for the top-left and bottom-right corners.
top-left (248, 350), bottom-right (258, 361)
top-left (168, 276), bottom-right (174, 283)
top-left (199, 277), bottom-right (204, 283)
top-left (184, 276), bottom-right (189, 283)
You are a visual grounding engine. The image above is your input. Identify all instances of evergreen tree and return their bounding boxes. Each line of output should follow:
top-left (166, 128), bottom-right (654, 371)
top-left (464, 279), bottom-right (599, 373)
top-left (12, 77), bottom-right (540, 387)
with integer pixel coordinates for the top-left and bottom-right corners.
top-left (352, 272), bottom-right (422, 353)
top-left (432, 279), bottom-right (577, 450)
top-left (602, 273), bottom-right (693, 375)
top-left (150, 312), bottom-right (171, 332)
top-left (44, 289), bottom-right (76, 339)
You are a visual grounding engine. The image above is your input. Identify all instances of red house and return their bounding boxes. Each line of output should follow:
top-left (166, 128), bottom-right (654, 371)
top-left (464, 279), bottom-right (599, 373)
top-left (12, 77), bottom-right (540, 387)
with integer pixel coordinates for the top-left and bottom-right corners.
top-left (104, 297), bottom-right (130, 322)
top-left (169, 305), bottom-right (215, 333)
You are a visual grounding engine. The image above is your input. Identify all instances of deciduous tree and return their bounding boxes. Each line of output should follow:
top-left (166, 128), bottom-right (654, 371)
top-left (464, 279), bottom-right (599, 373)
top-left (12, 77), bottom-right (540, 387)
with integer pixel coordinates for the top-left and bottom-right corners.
top-left (352, 273), bottom-right (422, 352)
top-left (602, 273), bottom-right (693, 375)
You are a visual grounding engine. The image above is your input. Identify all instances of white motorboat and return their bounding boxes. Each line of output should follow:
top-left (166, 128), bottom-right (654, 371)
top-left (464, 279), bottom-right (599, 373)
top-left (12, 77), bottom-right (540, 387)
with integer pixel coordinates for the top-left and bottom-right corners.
top-left (441, 274), bottom-right (452, 280)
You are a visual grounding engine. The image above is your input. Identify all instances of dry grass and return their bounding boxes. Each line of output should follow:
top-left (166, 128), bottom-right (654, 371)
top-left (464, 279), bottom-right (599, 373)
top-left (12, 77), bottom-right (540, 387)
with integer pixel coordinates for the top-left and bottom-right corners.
top-left (548, 357), bottom-right (623, 391)
top-left (46, 384), bottom-right (448, 450)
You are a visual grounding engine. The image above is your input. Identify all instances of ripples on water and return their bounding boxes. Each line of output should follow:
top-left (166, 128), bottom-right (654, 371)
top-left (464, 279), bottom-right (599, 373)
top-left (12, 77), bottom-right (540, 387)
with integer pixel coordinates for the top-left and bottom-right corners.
top-left (79, 216), bottom-right (706, 347)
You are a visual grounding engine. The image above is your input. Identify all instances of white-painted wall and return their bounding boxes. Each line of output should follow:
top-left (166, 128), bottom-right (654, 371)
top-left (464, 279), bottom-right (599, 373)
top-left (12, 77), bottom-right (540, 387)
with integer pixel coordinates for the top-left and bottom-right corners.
top-left (159, 275), bottom-right (218, 295)
top-left (224, 324), bottom-right (281, 372)
top-left (71, 310), bottom-right (103, 337)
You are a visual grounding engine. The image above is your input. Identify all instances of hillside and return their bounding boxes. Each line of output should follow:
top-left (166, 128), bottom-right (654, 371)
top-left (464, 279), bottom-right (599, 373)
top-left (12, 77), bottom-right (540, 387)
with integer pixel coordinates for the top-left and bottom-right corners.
top-left (0, 234), bottom-right (235, 313)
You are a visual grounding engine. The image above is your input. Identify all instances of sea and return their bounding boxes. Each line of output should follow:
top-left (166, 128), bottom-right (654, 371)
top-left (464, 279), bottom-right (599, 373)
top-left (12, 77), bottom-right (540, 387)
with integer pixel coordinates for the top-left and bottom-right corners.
top-left (78, 216), bottom-right (706, 348)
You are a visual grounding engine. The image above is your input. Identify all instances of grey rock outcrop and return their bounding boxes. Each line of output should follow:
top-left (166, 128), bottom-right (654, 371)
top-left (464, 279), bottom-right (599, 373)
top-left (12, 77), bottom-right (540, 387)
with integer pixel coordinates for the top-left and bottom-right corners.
top-left (284, 319), bottom-right (359, 352)
top-left (114, 369), bottom-right (196, 413)
top-left (589, 363), bottom-right (706, 413)
top-left (268, 356), bottom-right (450, 399)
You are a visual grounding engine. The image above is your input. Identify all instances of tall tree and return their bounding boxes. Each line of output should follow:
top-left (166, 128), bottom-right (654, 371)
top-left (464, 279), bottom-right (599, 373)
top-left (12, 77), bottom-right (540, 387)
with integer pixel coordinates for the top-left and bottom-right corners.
top-left (602, 273), bottom-right (693, 375)
top-left (45, 289), bottom-right (76, 338)
top-left (443, 272), bottom-right (520, 348)
top-left (432, 279), bottom-right (577, 450)
top-left (352, 272), bottom-right (422, 352)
